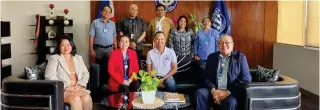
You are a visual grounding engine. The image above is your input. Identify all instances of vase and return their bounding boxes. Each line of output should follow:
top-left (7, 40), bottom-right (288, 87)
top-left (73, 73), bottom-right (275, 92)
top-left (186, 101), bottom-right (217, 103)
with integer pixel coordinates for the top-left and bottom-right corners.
top-left (141, 90), bottom-right (156, 104)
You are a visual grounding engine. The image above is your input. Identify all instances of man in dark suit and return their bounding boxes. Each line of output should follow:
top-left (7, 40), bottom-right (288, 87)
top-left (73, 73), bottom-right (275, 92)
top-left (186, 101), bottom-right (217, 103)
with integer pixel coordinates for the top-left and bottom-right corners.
top-left (195, 34), bottom-right (252, 110)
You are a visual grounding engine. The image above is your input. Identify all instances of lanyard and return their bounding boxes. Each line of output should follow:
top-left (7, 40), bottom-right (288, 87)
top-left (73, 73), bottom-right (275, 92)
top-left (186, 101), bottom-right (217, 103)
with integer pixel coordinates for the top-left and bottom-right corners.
top-left (218, 56), bottom-right (228, 77)
top-left (122, 52), bottom-right (129, 77)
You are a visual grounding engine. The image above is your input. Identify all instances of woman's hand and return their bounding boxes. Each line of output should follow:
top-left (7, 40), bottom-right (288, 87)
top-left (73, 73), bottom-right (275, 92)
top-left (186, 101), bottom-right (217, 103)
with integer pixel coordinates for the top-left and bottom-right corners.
top-left (65, 86), bottom-right (77, 92)
top-left (75, 85), bottom-right (84, 91)
top-left (194, 55), bottom-right (200, 60)
top-left (122, 80), bottom-right (130, 86)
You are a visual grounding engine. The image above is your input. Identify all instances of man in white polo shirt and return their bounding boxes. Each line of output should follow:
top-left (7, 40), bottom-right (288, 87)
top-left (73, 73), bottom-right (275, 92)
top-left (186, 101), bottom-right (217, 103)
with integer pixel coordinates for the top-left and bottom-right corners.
top-left (146, 31), bottom-right (178, 92)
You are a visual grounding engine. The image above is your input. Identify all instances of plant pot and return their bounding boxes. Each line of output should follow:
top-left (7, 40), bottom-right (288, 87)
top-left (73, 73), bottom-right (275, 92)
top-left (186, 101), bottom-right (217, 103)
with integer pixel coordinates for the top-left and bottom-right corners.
top-left (141, 90), bottom-right (156, 104)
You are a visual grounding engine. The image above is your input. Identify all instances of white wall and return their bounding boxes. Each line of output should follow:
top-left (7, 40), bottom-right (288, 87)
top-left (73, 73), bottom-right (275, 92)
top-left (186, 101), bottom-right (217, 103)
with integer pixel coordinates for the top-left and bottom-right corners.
top-left (1, 1), bottom-right (90, 76)
top-left (273, 43), bottom-right (319, 95)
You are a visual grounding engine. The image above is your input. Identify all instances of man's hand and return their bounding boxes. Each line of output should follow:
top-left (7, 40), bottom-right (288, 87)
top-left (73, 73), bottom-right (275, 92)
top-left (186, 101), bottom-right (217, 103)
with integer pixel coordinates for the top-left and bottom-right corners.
top-left (159, 78), bottom-right (165, 84)
top-left (130, 42), bottom-right (137, 50)
top-left (217, 90), bottom-right (230, 102)
top-left (137, 38), bottom-right (143, 43)
top-left (211, 88), bottom-right (220, 104)
top-left (90, 49), bottom-right (96, 57)
top-left (158, 83), bottom-right (165, 88)
top-left (158, 78), bottom-right (166, 88)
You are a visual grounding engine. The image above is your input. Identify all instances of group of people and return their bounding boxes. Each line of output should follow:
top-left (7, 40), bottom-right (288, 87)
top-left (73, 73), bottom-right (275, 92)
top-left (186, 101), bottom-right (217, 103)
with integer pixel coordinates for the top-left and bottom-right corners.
top-left (44, 3), bottom-right (252, 110)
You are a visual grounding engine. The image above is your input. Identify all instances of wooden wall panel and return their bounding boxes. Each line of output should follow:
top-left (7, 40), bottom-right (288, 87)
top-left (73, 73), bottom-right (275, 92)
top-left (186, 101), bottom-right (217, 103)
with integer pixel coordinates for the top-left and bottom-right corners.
top-left (231, 1), bottom-right (265, 68)
top-left (90, 1), bottom-right (277, 69)
top-left (263, 1), bottom-right (278, 68)
top-left (91, 1), bottom-right (212, 23)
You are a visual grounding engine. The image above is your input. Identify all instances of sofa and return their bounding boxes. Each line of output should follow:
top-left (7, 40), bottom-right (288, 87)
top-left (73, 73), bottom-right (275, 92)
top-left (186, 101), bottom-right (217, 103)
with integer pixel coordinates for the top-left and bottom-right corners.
top-left (245, 69), bottom-right (301, 110)
top-left (1, 64), bottom-right (99, 110)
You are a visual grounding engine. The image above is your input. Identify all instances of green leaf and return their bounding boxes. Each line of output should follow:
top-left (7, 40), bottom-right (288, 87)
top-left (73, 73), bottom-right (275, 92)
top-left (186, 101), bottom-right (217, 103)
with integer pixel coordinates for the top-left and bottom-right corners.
top-left (143, 86), bottom-right (149, 91)
top-left (139, 70), bottom-right (144, 77)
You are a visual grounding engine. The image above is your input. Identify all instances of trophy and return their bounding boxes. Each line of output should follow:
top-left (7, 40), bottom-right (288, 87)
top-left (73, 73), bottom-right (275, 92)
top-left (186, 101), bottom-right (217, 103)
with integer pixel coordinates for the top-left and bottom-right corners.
top-left (49, 4), bottom-right (55, 25)
top-left (64, 9), bottom-right (69, 25)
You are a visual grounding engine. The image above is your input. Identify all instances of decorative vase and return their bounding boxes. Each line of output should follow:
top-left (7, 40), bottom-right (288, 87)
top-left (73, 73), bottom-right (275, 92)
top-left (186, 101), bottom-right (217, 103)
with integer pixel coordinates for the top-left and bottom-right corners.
top-left (141, 90), bottom-right (156, 104)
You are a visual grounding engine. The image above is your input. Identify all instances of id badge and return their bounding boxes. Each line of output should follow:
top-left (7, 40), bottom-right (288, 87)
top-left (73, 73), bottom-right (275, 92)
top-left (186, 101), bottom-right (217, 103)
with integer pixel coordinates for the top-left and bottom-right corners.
top-left (130, 34), bottom-right (135, 40)
top-left (156, 27), bottom-right (161, 32)
top-left (103, 29), bottom-right (107, 33)
top-left (205, 41), bottom-right (209, 45)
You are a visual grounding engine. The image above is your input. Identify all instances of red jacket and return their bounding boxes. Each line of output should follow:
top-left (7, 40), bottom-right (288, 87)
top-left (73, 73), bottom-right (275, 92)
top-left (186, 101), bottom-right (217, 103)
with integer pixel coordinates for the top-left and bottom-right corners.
top-left (108, 49), bottom-right (139, 92)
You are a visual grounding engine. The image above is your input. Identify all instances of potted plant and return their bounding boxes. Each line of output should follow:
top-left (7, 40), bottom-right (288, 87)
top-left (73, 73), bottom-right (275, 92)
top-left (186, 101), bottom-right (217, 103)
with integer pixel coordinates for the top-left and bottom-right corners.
top-left (132, 70), bottom-right (160, 104)
top-left (190, 13), bottom-right (203, 33)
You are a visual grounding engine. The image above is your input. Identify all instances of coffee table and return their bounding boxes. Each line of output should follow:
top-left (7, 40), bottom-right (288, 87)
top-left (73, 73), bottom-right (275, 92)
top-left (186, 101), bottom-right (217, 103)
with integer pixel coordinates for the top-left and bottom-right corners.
top-left (101, 92), bottom-right (191, 109)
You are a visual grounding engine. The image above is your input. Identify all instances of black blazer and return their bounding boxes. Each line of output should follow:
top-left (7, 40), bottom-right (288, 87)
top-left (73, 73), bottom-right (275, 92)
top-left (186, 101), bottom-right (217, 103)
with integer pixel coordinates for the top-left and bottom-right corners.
top-left (202, 50), bottom-right (252, 97)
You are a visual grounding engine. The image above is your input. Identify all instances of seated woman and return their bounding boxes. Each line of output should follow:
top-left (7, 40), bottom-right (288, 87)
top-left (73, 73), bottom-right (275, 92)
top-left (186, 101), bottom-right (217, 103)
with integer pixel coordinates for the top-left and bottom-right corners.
top-left (45, 35), bottom-right (92, 110)
top-left (108, 35), bottom-right (140, 93)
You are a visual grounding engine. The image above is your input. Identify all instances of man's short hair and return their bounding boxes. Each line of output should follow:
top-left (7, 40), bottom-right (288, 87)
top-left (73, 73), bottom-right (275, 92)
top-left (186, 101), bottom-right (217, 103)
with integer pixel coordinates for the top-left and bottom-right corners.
top-left (156, 4), bottom-right (166, 10)
top-left (101, 5), bottom-right (112, 13)
top-left (154, 31), bottom-right (165, 38)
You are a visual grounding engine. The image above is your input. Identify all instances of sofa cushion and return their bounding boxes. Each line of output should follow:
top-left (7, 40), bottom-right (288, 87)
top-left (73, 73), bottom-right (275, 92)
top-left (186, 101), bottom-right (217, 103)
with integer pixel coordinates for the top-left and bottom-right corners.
top-left (24, 62), bottom-right (46, 80)
top-left (256, 65), bottom-right (280, 82)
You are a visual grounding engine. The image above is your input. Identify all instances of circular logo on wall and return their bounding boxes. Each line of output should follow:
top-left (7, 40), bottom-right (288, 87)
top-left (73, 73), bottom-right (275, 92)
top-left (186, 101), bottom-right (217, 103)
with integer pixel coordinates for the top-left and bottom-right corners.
top-left (155, 0), bottom-right (178, 13)
top-left (212, 8), bottom-right (226, 33)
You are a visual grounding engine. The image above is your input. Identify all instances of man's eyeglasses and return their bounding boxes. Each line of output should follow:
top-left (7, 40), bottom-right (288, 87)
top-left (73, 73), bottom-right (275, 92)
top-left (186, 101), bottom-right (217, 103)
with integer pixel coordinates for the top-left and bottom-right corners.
top-left (218, 41), bottom-right (233, 45)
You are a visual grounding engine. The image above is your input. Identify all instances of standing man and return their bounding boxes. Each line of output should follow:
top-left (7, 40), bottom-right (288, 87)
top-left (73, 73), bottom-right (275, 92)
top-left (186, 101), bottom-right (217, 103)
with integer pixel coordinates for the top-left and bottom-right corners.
top-left (147, 4), bottom-right (175, 45)
top-left (118, 4), bottom-right (147, 67)
top-left (146, 32), bottom-right (177, 92)
top-left (89, 6), bottom-right (117, 85)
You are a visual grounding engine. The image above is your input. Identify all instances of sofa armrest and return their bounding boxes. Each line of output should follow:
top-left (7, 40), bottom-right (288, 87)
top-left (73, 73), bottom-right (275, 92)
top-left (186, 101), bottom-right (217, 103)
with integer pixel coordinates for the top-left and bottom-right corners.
top-left (246, 74), bottom-right (299, 98)
top-left (89, 64), bottom-right (100, 91)
top-left (245, 74), bottom-right (301, 110)
top-left (1, 75), bottom-right (64, 110)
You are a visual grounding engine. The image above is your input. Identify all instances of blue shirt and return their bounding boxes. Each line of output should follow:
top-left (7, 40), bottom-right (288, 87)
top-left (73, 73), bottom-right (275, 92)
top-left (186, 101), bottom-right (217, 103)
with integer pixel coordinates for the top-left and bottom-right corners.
top-left (194, 28), bottom-right (220, 60)
top-left (217, 54), bottom-right (230, 90)
top-left (89, 18), bottom-right (117, 46)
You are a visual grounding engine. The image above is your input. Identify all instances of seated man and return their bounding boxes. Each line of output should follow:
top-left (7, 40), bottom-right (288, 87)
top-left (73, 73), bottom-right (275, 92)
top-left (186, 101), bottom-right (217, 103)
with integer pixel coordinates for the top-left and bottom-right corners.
top-left (195, 34), bottom-right (252, 110)
top-left (146, 31), bottom-right (178, 92)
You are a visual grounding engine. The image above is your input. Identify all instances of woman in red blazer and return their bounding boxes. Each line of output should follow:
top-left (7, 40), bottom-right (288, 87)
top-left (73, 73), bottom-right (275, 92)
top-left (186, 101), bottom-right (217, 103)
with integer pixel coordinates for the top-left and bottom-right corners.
top-left (108, 35), bottom-right (140, 93)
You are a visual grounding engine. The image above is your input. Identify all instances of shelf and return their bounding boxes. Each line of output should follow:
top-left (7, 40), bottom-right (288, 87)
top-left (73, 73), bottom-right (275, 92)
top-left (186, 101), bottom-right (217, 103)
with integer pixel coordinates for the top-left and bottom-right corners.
top-left (1, 64), bottom-right (10, 68)
top-left (29, 33), bottom-right (73, 40)
top-left (30, 46), bottom-right (55, 55)
top-left (1, 44), bottom-right (11, 60)
top-left (1, 64), bottom-right (12, 81)
top-left (1, 21), bottom-right (11, 37)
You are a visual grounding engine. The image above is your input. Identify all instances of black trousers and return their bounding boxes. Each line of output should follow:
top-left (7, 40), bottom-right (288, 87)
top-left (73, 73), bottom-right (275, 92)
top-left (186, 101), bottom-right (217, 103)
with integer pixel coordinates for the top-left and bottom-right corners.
top-left (118, 80), bottom-right (140, 93)
top-left (96, 56), bottom-right (109, 86)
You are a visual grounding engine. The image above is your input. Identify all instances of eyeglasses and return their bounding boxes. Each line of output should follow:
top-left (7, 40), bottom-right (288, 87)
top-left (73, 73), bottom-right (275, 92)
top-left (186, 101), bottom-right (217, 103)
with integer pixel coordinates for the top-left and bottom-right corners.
top-left (218, 41), bottom-right (233, 45)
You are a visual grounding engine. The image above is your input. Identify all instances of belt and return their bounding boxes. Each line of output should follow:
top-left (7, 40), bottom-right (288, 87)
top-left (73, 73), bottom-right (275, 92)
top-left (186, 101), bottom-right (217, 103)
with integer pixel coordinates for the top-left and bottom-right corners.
top-left (94, 44), bottom-right (113, 48)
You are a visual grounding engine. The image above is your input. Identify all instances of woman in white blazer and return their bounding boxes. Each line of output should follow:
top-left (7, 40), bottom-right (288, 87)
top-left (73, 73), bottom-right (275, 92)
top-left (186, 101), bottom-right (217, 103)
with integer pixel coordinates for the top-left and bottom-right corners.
top-left (45, 35), bottom-right (92, 110)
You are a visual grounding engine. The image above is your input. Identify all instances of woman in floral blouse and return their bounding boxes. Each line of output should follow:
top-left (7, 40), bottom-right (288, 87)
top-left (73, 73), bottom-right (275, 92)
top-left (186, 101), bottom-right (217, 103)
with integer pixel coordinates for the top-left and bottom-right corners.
top-left (168, 15), bottom-right (195, 74)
